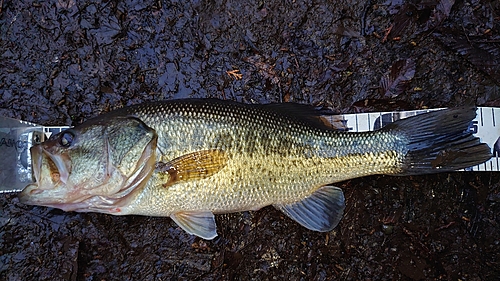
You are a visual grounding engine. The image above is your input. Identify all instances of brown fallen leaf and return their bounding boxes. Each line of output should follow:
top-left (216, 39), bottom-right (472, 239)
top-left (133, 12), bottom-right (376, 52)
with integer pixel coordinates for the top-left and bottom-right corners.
top-left (434, 30), bottom-right (500, 84)
top-left (379, 58), bottom-right (416, 98)
top-left (226, 69), bottom-right (243, 80)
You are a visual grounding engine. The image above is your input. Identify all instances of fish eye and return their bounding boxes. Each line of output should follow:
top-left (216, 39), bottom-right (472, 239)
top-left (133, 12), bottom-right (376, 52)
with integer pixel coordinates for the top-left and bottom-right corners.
top-left (60, 132), bottom-right (74, 147)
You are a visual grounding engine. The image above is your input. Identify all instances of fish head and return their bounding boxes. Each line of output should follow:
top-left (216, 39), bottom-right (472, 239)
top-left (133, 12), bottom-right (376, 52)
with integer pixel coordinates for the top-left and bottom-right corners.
top-left (19, 116), bottom-right (158, 213)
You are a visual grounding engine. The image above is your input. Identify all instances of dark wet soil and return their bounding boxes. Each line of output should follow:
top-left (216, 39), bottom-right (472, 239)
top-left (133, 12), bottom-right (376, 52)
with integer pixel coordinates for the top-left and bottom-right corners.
top-left (1, 0), bottom-right (499, 280)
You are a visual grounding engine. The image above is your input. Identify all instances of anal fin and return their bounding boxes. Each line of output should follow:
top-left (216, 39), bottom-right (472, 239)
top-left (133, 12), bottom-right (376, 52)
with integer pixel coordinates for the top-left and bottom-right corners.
top-left (170, 211), bottom-right (218, 240)
top-left (274, 185), bottom-right (345, 232)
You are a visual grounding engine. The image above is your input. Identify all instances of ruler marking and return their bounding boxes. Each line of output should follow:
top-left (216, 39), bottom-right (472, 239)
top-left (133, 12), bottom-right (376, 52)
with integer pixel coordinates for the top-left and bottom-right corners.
top-left (494, 110), bottom-right (498, 164)
top-left (480, 107), bottom-right (484, 126)
top-left (367, 114), bottom-right (371, 131)
top-left (355, 114), bottom-right (359, 132)
top-left (492, 108), bottom-right (496, 127)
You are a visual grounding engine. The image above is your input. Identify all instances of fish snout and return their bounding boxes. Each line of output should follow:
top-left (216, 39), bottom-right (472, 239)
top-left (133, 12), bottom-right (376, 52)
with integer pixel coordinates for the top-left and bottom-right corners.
top-left (18, 183), bottom-right (43, 204)
top-left (18, 143), bottom-right (71, 205)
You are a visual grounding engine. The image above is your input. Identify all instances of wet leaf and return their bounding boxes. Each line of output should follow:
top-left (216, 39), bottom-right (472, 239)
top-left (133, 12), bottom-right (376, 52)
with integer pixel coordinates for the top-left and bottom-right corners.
top-left (434, 30), bottom-right (500, 84)
top-left (332, 25), bottom-right (361, 38)
top-left (386, 0), bottom-right (455, 40)
top-left (386, 3), bottom-right (418, 41)
top-left (425, 0), bottom-right (455, 30)
top-left (243, 55), bottom-right (280, 85)
top-left (379, 58), bottom-right (416, 98)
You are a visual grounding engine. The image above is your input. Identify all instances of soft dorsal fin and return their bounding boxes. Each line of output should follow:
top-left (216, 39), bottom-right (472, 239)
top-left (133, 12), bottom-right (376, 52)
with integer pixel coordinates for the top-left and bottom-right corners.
top-left (170, 211), bottom-right (217, 240)
top-left (274, 185), bottom-right (345, 232)
top-left (156, 149), bottom-right (228, 188)
top-left (255, 103), bottom-right (338, 130)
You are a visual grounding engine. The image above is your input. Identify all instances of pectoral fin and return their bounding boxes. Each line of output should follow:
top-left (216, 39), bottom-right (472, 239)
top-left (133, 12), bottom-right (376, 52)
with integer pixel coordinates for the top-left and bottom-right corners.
top-left (274, 185), bottom-right (345, 232)
top-left (156, 149), bottom-right (228, 187)
top-left (171, 211), bottom-right (218, 240)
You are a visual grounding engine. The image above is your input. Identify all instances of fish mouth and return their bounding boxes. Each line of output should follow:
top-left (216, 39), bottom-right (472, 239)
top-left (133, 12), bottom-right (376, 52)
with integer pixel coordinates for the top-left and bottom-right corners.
top-left (31, 144), bottom-right (71, 186)
top-left (45, 149), bottom-right (70, 185)
top-left (19, 144), bottom-right (71, 204)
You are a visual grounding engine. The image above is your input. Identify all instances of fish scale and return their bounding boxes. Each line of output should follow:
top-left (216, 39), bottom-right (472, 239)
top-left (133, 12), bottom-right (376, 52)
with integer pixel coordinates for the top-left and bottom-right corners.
top-left (124, 101), bottom-right (402, 211)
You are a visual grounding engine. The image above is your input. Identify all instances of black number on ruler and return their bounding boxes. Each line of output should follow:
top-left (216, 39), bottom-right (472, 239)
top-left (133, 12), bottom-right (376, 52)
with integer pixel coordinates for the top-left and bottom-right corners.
top-left (468, 120), bottom-right (478, 134)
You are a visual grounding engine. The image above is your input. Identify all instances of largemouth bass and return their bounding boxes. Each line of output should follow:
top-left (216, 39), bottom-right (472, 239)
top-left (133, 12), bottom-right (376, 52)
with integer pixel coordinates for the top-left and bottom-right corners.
top-left (19, 99), bottom-right (492, 239)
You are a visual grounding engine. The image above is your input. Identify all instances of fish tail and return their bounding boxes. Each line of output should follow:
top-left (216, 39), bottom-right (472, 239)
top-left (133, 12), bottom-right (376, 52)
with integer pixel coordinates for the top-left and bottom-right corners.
top-left (386, 107), bottom-right (492, 175)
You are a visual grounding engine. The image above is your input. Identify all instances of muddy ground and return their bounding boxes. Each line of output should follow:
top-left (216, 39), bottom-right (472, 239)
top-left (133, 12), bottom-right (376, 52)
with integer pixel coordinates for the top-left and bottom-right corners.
top-left (1, 0), bottom-right (499, 280)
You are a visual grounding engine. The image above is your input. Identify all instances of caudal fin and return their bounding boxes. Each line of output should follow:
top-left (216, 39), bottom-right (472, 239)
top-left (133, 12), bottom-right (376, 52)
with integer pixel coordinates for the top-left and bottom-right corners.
top-left (384, 107), bottom-right (492, 175)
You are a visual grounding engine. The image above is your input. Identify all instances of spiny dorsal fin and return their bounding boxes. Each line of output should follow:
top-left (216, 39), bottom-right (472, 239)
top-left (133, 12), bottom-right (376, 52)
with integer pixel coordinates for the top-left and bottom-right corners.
top-left (156, 149), bottom-right (228, 188)
top-left (255, 103), bottom-right (338, 130)
top-left (274, 185), bottom-right (345, 232)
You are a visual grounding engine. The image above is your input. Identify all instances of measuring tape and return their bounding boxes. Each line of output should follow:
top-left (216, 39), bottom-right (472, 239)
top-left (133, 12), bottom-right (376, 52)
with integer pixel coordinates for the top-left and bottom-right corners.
top-left (0, 107), bottom-right (498, 193)
top-left (325, 107), bottom-right (499, 171)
